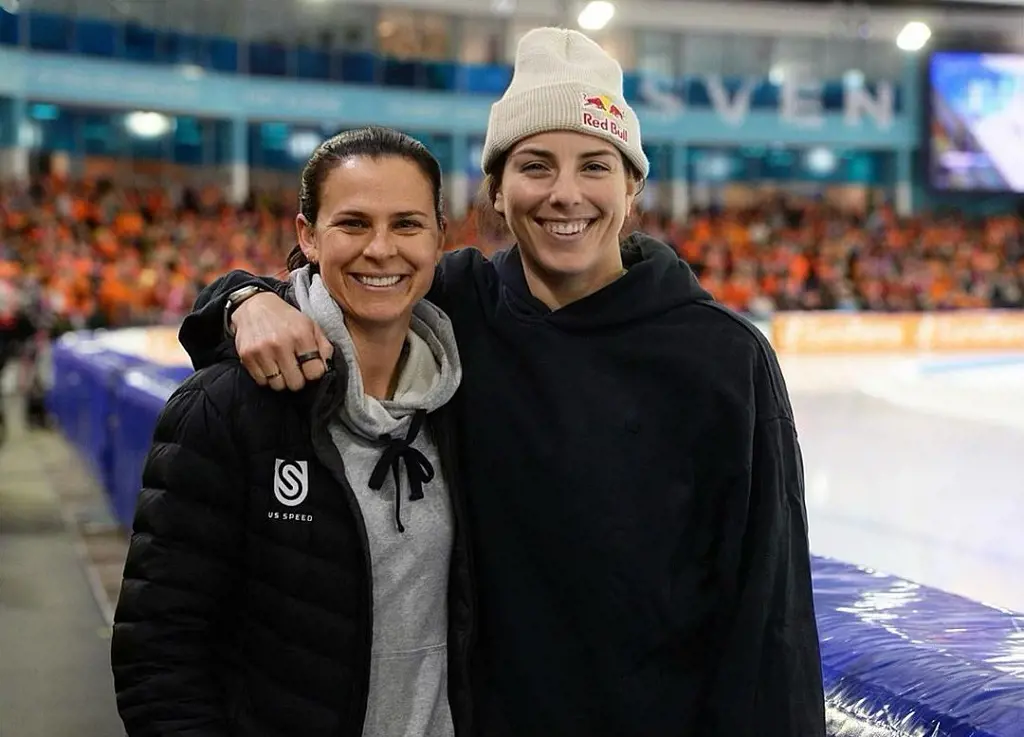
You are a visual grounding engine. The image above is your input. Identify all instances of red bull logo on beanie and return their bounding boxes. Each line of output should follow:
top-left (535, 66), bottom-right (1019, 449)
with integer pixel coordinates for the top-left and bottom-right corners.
top-left (582, 93), bottom-right (626, 120)
top-left (581, 92), bottom-right (629, 143)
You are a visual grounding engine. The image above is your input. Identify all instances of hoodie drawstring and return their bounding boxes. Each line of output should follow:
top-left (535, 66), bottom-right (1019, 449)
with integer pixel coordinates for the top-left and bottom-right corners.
top-left (367, 410), bottom-right (434, 533)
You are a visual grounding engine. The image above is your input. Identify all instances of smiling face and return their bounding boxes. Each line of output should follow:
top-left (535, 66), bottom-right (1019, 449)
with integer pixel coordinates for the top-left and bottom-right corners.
top-left (296, 155), bottom-right (444, 332)
top-left (493, 131), bottom-right (639, 304)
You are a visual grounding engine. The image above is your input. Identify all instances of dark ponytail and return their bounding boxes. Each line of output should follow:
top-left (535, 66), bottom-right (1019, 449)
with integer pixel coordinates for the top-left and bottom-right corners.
top-left (286, 243), bottom-right (309, 273)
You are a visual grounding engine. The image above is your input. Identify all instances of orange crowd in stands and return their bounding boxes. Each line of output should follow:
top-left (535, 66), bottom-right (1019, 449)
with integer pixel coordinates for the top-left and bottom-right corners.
top-left (2, 176), bottom-right (1024, 333)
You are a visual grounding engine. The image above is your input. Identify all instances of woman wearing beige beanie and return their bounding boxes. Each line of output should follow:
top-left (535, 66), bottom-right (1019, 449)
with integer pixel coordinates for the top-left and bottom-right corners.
top-left (180, 27), bottom-right (824, 737)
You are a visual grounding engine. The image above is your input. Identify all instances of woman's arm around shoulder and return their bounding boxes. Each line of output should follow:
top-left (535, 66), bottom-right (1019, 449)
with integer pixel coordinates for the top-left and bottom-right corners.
top-left (110, 363), bottom-right (249, 737)
top-left (180, 271), bottom-right (332, 391)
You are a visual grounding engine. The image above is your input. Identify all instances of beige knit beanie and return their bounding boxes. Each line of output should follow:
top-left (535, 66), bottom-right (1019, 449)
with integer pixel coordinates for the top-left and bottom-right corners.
top-left (480, 27), bottom-right (649, 179)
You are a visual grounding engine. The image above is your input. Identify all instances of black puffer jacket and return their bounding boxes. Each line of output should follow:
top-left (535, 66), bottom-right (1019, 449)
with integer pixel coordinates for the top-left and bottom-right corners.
top-left (110, 354), bottom-right (475, 737)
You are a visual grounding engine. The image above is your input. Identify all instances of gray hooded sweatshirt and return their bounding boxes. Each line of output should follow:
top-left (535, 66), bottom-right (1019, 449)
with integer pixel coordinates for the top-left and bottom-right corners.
top-left (291, 267), bottom-right (463, 737)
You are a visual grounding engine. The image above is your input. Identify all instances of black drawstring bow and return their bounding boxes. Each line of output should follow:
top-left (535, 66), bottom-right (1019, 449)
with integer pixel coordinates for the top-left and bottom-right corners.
top-left (367, 409), bottom-right (434, 533)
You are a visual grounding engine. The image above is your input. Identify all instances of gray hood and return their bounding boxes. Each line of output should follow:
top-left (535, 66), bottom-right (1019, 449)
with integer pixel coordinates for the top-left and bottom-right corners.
top-left (289, 266), bottom-right (462, 439)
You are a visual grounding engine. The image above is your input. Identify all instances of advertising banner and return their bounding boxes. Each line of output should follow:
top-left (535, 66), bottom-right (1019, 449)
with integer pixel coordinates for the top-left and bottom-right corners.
top-left (771, 311), bottom-right (1024, 354)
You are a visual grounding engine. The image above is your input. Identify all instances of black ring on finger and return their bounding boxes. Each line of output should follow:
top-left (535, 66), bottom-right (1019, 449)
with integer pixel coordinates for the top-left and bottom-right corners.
top-left (296, 350), bottom-right (322, 365)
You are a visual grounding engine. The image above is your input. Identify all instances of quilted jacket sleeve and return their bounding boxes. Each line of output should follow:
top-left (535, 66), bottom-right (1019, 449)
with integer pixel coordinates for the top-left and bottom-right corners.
top-left (178, 270), bottom-right (291, 371)
top-left (110, 368), bottom-right (246, 737)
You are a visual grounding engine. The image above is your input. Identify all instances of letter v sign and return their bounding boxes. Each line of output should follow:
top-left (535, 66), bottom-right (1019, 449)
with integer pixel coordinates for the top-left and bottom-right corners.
top-left (705, 75), bottom-right (758, 127)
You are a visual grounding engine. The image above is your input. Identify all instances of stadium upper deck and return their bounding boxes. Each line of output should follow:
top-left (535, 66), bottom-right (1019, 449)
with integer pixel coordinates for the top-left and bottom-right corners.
top-left (4, 0), bottom-right (1024, 87)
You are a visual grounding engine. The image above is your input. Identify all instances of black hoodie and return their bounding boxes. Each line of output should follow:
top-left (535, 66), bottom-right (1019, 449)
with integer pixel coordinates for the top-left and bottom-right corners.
top-left (181, 233), bottom-right (825, 737)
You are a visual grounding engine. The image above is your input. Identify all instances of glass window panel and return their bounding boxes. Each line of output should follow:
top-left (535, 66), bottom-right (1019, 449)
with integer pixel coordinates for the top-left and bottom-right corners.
top-left (636, 30), bottom-right (677, 77)
top-left (862, 39), bottom-right (902, 81)
top-left (771, 36), bottom-right (826, 80)
top-left (376, 10), bottom-right (450, 60)
top-left (822, 38), bottom-right (862, 80)
top-left (298, 4), bottom-right (375, 52)
top-left (80, 110), bottom-right (124, 157)
top-left (0, 99), bottom-right (13, 148)
top-left (35, 104), bottom-right (76, 152)
top-left (420, 13), bottom-right (450, 61)
top-left (681, 34), bottom-right (725, 76)
top-left (460, 19), bottom-right (504, 65)
top-left (591, 29), bottom-right (634, 69)
top-left (173, 116), bottom-right (206, 166)
top-left (71, 0), bottom-right (121, 21)
top-left (377, 9), bottom-right (418, 58)
top-left (722, 36), bottom-right (772, 77)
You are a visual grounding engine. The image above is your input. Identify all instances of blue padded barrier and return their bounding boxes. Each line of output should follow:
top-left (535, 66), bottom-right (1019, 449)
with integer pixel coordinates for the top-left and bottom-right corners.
top-left (49, 335), bottom-right (120, 462)
top-left (80, 350), bottom-right (149, 492)
top-left (48, 334), bottom-right (87, 447)
top-left (817, 558), bottom-right (1024, 735)
top-left (48, 331), bottom-right (190, 495)
top-left (109, 368), bottom-right (180, 528)
top-left (155, 364), bottom-right (194, 383)
top-left (45, 329), bottom-right (1024, 737)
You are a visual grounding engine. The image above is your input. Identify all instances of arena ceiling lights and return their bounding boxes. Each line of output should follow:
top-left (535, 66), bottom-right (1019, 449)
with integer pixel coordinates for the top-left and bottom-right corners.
top-left (577, 1), bottom-right (615, 31)
top-left (896, 21), bottom-right (931, 51)
top-left (124, 111), bottom-right (173, 139)
top-left (288, 131), bottom-right (322, 160)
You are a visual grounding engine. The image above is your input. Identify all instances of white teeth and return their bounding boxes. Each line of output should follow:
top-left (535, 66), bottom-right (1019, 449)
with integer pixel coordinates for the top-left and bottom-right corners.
top-left (543, 220), bottom-right (591, 236)
top-left (355, 275), bottom-right (402, 287)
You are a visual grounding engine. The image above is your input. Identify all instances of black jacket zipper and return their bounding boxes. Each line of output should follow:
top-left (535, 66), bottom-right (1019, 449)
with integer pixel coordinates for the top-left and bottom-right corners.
top-left (308, 365), bottom-right (374, 737)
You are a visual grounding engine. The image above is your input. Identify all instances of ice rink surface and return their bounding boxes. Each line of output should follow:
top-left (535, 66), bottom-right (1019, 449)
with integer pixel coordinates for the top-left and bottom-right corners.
top-left (783, 352), bottom-right (1024, 614)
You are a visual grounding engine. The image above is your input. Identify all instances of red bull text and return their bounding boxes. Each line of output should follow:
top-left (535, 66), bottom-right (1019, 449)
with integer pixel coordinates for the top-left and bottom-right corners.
top-left (582, 111), bottom-right (629, 144)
